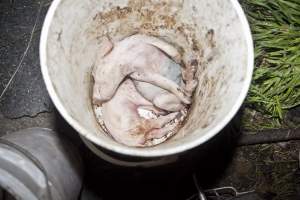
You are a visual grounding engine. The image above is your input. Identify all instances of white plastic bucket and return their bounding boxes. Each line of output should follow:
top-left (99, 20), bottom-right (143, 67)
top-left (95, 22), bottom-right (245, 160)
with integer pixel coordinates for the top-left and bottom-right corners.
top-left (40, 0), bottom-right (253, 163)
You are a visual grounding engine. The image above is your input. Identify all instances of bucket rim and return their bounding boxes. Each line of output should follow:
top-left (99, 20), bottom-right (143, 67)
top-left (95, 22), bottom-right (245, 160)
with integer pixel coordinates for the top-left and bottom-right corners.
top-left (40, 0), bottom-right (254, 158)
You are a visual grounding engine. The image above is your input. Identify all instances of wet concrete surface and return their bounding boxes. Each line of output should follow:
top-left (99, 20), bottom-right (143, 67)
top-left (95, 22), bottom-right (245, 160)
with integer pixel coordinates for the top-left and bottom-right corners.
top-left (0, 0), bottom-right (52, 118)
top-left (0, 1), bottom-right (299, 200)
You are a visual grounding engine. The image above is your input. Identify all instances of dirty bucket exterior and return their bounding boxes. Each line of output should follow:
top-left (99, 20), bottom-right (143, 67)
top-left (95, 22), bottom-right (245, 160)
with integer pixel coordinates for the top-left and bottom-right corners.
top-left (80, 135), bottom-right (179, 167)
top-left (0, 128), bottom-right (83, 200)
top-left (40, 0), bottom-right (254, 162)
top-left (79, 115), bottom-right (240, 167)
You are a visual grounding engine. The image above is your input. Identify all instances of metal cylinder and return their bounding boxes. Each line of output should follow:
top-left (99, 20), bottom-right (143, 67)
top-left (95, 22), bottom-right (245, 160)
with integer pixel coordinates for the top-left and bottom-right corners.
top-left (0, 128), bottom-right (83, 200)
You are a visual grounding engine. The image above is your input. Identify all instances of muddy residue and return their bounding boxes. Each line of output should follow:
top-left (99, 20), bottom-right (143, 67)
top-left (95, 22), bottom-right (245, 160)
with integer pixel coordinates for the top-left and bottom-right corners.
top-left (88, 0), bottom-right (203, 66)
top-left (86, 0), bottom-right (219, 139)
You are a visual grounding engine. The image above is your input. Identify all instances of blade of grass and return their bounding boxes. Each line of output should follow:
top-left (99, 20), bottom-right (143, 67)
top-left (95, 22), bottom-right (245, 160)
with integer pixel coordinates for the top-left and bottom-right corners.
top-left (241, 0), bottom-right (300, 130)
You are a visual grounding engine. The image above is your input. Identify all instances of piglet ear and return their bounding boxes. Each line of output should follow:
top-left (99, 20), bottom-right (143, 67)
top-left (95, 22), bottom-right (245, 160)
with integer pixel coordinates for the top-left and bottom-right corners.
top-left (98, 36), bottom-right (113, 58)
top-left (92, 36), bottom-right (113, 77)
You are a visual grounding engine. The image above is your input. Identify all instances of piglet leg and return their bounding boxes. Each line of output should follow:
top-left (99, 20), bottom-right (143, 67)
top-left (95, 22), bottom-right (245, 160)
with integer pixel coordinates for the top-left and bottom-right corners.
top-left (153, 93), bottom-right (184, 112)
top-left (147, 121), bottom-right (179, 140)
top-left (130, 71), bottom-right (191, 104)
top-left (146, 112), bottom-right (179, 129)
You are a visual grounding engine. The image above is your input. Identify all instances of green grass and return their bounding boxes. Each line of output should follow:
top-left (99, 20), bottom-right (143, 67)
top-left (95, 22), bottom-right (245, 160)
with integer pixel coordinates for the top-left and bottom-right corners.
top-left (241, 0), bottom-right (300, 129)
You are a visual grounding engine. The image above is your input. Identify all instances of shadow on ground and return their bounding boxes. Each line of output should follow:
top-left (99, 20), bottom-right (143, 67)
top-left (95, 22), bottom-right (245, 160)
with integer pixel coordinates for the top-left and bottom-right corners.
top-left (53, 108), bottom-right (242, 200)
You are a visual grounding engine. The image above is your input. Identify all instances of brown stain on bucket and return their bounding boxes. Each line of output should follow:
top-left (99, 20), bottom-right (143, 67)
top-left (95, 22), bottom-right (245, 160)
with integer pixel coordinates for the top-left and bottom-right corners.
top-left (91, 0), bottom-right (198, 50)
top-left (88, 0), bottom-right (221, 140)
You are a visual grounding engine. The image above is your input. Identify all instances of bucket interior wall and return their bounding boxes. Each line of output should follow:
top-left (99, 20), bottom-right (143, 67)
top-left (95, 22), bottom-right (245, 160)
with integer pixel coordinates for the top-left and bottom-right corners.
top-left (45, 0), bottom-right (250, 153)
